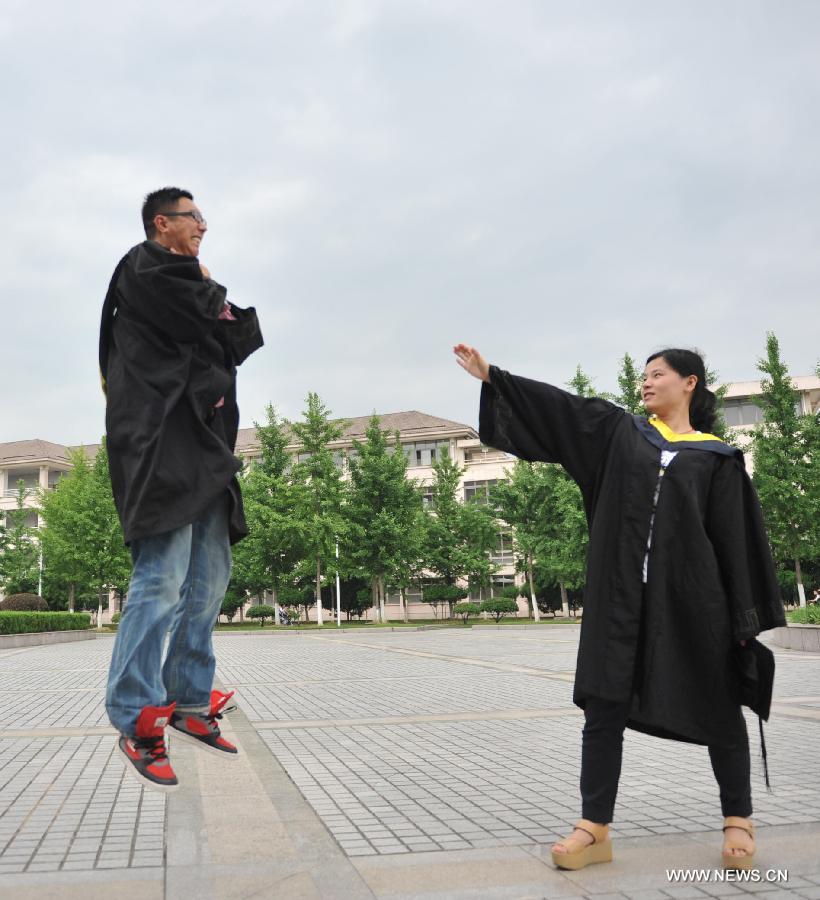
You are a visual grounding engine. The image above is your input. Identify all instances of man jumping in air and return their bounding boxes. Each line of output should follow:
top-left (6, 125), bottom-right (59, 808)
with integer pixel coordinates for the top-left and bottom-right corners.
top-left (99, 187), bottom-right (263, 791)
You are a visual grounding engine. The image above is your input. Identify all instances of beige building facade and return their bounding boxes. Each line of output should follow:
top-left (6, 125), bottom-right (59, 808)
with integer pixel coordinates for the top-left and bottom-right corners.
top-left (721, 374), bottom-right (820, 467)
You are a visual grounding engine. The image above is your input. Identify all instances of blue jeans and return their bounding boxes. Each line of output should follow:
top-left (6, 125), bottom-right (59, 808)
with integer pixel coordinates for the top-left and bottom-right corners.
top-left (106, 495), bottom-right (231, 736)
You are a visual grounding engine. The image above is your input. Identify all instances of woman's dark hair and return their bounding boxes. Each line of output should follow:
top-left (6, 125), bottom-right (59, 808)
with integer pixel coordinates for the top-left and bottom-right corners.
top-left (645, 348), bottom-right (718, 433)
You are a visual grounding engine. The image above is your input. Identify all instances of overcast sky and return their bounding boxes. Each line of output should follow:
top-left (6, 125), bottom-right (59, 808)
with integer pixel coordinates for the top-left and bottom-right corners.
top-left (2, 0), bottom-right (818, 445)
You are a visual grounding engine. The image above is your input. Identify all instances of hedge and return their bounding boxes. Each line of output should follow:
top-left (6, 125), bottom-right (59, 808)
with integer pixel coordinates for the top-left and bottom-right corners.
top-left (0, 612), bottom-right (93, 635)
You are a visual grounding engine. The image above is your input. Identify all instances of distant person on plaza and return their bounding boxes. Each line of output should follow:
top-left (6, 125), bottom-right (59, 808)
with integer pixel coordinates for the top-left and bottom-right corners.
top-left (99, 187), bottom-right (263, 792)
top-left (454, 343), bottom-right (785, 871)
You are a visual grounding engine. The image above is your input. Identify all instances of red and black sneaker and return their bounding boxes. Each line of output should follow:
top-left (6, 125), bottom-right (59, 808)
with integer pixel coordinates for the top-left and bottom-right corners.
top-left (117, 703), bottom-right (179, 793)
top-left (168, 690), bottom-right (238, 758)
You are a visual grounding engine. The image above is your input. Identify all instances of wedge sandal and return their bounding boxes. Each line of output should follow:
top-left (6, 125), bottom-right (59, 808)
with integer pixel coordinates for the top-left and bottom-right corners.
top-left (551, 819), bottom-right (612, 871)
top-left (722, 816), bottom-right (755, 870)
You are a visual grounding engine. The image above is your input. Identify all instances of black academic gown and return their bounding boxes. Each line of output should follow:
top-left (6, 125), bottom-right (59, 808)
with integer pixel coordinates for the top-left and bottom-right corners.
top-left (99, 241), bottom-right (264, 545)
top-left (480, 366), bottom-right (786, 749)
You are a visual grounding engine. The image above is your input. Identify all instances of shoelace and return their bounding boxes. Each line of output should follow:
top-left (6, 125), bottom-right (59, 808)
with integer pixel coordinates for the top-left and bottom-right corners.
top-left (134, 735), bottom-right (169, 763)
top-left (207, 704), bottom-right (236, 729)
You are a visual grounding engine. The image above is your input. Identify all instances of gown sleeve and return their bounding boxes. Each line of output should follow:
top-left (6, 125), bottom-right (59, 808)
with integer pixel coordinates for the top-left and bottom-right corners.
top-left (705, 454), bottom-right (787, 642)
top-left (215, 303), bottom-right (264, 367)
top-left (479, 364), bottom-right (625, 491)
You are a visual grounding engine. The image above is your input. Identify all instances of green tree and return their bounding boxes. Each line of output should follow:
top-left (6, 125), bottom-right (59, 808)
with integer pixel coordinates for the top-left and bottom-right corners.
top-left (290, 393), bottom-right (348, 627)
top-left (423, 449), bottom-right (501, 617)
top-left (346, 415), bottom-right (424, 623)
top-left (279, 582), bottom-right (316, 622)
top-left (220, 590), bottom-right (243, 623)
top-left (480, 597), bottom-right (518, 622)
top-left (231, 405), bottom-right (307, 622)
top-left (454, 601), bottom-right (481, 623)
top-left (491, 460), bottom-right (549, 621)
top-left (533, 469), bottom-right (588, 615)
top-left (247, 604), bottom-right (275, 626)
top-left (0, 485), bottom-right (40, 596)
top-left (460, 498), bottom-right (501, 602)
top-left (567, 365), bottom-right (596, 399)
top-left (751, 333), bottom-right (820, 607)
top-left (615, 352), bottom-right (645, 414)
top-left (423, 449), bottom-right (465, 589)
top-left (38, 444), bottom-right (131, 619)
top-left (422, 583), bottom-right (468, 618)
top-left (387, 504), bottom-right (427, 624)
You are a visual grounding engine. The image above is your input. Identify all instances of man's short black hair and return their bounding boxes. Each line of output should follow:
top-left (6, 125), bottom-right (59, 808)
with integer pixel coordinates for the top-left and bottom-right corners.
top-left (142, 187), bottom-right (194, 238)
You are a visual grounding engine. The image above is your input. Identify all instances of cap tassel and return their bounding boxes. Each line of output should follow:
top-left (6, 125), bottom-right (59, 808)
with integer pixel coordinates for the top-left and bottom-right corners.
top-left (759, 717), bottom-right (771, 792)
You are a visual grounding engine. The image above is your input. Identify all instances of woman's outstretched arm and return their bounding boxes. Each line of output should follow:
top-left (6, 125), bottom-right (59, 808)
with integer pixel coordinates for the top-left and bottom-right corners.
top-left (453, 343), bottom-right (624, 493)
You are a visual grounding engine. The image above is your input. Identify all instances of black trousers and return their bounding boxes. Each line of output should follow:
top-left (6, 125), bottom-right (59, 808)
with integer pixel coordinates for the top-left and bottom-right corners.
top-left (580, 698), bottom-right (752, 824)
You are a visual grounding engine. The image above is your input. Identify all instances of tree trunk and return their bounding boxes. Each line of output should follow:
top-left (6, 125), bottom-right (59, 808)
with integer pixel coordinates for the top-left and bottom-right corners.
top-left (378, 576), bottom-right (387, 624)
top-left (68, 583), bottom-right (75, 614)
top-left (315, 556), bottom-right (324, 625)
top-left (796, 558), bottom-right (806, 608)
top-left (528, 554), bottom-right (540, 622)
top-left (559, 582), bottom-right (569, 618)
top-left (272, 586), bottom-right (280, 625)
top-left (401, 587), bottom-right (408, 624)
top-left (371, 577), bottom-right (381, 623)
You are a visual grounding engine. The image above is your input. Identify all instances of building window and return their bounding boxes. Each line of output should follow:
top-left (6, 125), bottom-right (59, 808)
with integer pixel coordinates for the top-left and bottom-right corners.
top-left (403, 440), bottom-right (452, 468)
top-left (491, 527), bottom-right (514, 565)
top-left (3, 511), bottom-right (39, 529)
top-left (723, 399), bottom-right (764, 427)
top-left (420, 486), bottom-right (434, 507)
top-left (492, 575), bottom-right (515, 589)
top-left (463, 479), bottom-right (499, 503)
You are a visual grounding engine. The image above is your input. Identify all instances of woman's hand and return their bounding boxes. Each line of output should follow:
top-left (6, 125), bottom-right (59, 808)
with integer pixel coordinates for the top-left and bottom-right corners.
top-left (454, 344), bottom-right (491, 383)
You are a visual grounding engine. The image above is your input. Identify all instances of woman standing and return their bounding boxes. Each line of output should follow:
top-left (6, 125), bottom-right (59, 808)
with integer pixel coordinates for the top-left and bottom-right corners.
top-left (454, 344), bottom-right (785, 870)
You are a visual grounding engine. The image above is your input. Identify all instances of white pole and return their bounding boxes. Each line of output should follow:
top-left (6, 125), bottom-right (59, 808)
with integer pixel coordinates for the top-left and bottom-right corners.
top-left (38, 547), bottom-right (43, 597)
top-left (335, 542), bottom-right (342, 627)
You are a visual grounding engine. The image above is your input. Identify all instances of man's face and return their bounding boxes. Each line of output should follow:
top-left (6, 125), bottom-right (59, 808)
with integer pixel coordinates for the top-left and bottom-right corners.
top-left (152, 197), bottom-right (207, 257)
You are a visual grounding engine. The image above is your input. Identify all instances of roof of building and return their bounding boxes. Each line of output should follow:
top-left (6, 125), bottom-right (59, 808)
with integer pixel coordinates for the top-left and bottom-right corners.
top-left (235, 411), bottom-right (476, 454)
top-left (0, 439), bottom-right (98, 467)
top-left (1, 412), bottom-right (475, 467)
top-left (722, 374), bottom-right (820, 399)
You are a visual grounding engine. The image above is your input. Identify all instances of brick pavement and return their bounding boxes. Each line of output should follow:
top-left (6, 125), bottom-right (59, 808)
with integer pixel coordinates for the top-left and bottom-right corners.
top-left (0, 626), bottom-right (818, 898)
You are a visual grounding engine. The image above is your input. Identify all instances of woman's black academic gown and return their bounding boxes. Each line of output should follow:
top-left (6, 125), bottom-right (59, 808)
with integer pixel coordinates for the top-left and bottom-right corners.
top-left (99, 241), bottom-right (264, 546)
top-left (480, 366), bottom-right (786, 749)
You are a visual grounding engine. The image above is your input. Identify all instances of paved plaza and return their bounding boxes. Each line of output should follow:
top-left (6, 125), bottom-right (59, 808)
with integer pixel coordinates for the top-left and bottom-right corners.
top-left (1, 625), bottom-right (819, 899)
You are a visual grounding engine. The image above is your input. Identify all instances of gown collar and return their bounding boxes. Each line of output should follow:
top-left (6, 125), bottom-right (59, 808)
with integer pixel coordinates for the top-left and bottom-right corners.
top-left (632, 415), bottom-right (740, 458)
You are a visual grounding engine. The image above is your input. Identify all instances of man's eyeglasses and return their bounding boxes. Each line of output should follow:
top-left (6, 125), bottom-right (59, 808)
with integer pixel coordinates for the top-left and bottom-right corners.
top-left (159, 210), bottom-right (207, 226)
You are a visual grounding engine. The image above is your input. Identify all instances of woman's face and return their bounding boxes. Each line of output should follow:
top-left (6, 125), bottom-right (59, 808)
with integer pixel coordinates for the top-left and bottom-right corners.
top-left (642, 357), bottom-right (697, 416)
